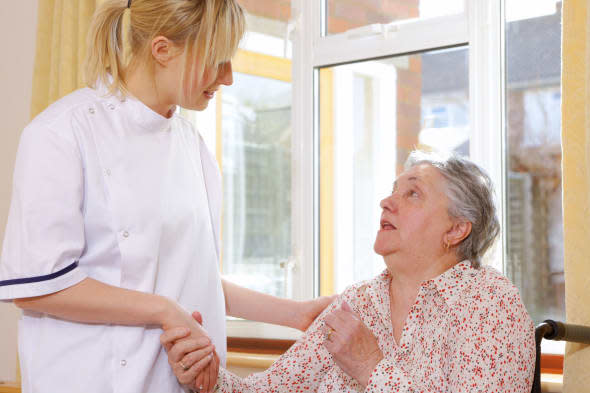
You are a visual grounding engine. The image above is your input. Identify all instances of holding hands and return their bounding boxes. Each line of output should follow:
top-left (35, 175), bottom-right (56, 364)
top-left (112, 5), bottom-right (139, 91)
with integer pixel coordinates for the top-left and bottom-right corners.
top-left (160, 295), bottom-right (336, 392)
top-left (322, 301), bottom-right (384, 388)
top-left (160, 301), bottom-right (220, 393)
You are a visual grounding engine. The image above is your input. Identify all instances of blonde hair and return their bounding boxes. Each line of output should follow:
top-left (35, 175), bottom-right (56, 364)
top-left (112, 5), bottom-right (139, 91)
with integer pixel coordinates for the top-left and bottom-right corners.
top-left (84, 0), bottom-right (245, 97)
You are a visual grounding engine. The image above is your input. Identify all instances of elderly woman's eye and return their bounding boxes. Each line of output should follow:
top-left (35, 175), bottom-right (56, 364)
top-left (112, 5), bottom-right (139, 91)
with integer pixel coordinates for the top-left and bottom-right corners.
top-left (408, 190), bottom-right (419, 197)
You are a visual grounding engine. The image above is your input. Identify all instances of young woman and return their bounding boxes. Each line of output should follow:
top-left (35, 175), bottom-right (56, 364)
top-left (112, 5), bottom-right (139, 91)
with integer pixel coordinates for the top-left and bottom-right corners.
top-left (0, 1), bottom-right (331, 392)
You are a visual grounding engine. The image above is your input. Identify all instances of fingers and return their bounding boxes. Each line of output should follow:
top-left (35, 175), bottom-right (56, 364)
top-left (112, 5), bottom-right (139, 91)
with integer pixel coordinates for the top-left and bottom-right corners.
top-left (341, 300), bottom-right (353, 313)
top-left (195, 370), bottom-right (205, 393)
top-left (179, 345), bottom-right (214, 371)
top-left (206, 351), bottom-right (219, 392)
top-left (192, 311), bottom-right (203, 325)
top-left (174, 351), bottom-right (213, 387)
top-left (160, 327), bottom-right (190, 352)
top-left (167, 337), bottom-right (212, 364)
top-left (201, 361), bottom-right (210, 393)
top-left (324, 309), bottom-right (348, 330)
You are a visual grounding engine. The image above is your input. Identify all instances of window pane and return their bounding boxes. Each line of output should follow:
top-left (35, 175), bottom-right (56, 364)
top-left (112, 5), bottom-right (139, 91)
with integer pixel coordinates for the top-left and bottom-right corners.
top-left (237, 0), bottom-right (292, 58)
top-left (180, 1), bottom-right (294, 301)
top-left (221, 72), bottom-right (292, 298)
top-left (505, 0), bottom-right (564, 325)
top-left (319, 47), bottom-right (469, 294)
top-left (326, 0), bottom-right (464, 35)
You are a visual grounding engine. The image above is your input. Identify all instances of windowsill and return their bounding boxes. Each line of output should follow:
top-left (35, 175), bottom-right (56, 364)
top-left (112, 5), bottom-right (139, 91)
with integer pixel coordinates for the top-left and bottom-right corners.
top-left (226, 352), bottom-right (278, 369)
top-left (0, 382), bottom-right (20, 393)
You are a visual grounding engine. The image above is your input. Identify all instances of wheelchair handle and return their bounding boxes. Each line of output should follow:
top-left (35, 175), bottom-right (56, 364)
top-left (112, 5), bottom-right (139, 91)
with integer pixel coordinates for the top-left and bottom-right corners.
top-left (540, 319), bottom-right (590, 345)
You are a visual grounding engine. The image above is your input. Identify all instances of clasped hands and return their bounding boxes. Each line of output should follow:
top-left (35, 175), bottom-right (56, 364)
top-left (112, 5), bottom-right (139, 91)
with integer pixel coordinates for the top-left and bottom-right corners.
top-left (160, 296), bottom-right (336, 392)
top-left (160, 304), bottom-right (220, 393)
top-left (159, 297), bottom-right (382, 391)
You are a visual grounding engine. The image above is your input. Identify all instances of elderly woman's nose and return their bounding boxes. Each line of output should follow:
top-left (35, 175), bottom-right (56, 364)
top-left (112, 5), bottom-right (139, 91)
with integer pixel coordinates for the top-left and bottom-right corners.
top-left (380, 194), bottom-right (397, 211)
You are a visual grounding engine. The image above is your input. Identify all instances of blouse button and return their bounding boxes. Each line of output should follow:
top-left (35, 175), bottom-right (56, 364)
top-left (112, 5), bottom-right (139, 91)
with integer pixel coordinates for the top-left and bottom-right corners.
top-left (108, 103), bottom-right (115, 110)
top-left (88, 107), bottom-right (95, 114)
top-left (120, 359), bottom-right (127, 366)
top-left (105, 169), bottom-right (111, 176)
top-left (122, 231), bottom-right (130, 238)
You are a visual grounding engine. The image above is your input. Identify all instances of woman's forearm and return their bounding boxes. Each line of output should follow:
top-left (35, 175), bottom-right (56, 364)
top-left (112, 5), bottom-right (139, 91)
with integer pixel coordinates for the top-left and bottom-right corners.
top-left (221, 278), bottom-right (300, 328)
top-left (14, 277), bottom-right (173, 327)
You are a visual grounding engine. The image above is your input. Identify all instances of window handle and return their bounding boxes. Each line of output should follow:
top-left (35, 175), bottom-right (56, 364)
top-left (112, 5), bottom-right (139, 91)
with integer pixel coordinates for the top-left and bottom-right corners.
top-left (279, 257), bottom-right (297, 271)
top-left (346, 23), bottom-right (399, 40)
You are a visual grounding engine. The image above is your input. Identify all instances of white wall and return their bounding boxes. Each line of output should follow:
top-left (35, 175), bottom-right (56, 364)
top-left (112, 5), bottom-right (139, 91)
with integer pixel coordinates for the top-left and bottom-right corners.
top-left (0, 0), bottom-right (38, 383)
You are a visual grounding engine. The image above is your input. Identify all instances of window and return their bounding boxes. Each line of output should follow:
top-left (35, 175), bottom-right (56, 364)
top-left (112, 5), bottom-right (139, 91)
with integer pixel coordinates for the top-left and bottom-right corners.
top-left (180, 1), bottom-right (301, 339)
top-left (325, 0), bottom-right (465, 35)
top-left (319, 47), bottom-right (470, 294)
top-left (504, 0), bottom-right (564, 353)
top-left (181, 0), bottom-right (565, 355)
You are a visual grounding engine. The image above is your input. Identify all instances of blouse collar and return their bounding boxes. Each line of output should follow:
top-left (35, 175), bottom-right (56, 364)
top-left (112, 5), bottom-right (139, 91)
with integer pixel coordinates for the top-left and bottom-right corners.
top-left (95, 78), bottom-right (176, 133)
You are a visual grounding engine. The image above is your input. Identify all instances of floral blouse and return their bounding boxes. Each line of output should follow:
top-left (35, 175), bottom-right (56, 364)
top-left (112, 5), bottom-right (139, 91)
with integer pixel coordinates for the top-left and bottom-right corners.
top-left (217, 261), bottom-right (536, 392)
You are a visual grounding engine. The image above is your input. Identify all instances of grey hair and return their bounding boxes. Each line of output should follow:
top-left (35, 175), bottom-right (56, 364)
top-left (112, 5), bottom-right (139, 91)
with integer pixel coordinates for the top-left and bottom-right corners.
top-left (404, 150), bottom-right (500, 268)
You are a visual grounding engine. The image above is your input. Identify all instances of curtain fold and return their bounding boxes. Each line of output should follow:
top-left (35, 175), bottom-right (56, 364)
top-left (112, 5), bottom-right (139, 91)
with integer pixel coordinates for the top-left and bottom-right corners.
top-left (30, 0), bottom-right (99, 119)
top-left (562, 0), bottom-right (590, 390)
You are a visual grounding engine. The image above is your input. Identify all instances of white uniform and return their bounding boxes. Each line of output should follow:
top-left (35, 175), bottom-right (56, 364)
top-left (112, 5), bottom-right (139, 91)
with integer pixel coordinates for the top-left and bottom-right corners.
top-left (0, 84), bottom-right (226, 393)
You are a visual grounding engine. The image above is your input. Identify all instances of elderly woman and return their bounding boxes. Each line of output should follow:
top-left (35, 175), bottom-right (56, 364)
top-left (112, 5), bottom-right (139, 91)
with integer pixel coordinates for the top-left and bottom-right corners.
top-left (162, 151), bottom-right (535, 392)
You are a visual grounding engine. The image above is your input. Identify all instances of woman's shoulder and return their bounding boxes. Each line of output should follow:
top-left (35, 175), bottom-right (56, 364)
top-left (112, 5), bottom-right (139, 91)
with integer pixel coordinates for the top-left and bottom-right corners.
top-left (458, 264), bottom-right (531, 322)
top-left (340, 271), bottom-right (389, 302)
top-left (18, 87), bottom-right (103, 162)
top-left (474, 264), bottom-right (521, 297)
top-left (29, 87), bottom-right (101, 132)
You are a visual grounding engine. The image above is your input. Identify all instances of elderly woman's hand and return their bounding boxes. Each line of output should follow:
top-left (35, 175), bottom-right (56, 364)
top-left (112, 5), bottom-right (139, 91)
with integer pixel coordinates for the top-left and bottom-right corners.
top-left (323, 301), bottom-right (383, 388)
top-left (160, 311), bottom-right (219, 393)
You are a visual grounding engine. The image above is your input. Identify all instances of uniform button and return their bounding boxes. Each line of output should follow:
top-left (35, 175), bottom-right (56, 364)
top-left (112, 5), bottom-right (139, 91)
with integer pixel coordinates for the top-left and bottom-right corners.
top-left (120, 359), bottom-right (127, 366)
top-left (122, 231), bottom-right (130, 238)
top-left (108, 103), bottom-right (115, 110)
top-left (88, 107), bottom-right (95, 114)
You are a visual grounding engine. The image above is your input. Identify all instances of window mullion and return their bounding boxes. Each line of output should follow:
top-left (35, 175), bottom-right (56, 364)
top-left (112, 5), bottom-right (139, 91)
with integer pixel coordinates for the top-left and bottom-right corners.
top-left (468, 0), bottom-right (505, 271)
top-left (289, 0), bottom-right (317, 301)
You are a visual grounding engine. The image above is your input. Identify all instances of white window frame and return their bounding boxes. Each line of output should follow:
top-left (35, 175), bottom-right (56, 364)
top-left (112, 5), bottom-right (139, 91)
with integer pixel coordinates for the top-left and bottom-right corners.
top-left (230, 0), bottom-right (507, 340)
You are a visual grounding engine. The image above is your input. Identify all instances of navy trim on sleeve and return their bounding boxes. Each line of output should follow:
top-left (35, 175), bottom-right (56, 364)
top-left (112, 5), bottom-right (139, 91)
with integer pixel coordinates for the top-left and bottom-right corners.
top-left (0, 261), bottom-right (79, 287)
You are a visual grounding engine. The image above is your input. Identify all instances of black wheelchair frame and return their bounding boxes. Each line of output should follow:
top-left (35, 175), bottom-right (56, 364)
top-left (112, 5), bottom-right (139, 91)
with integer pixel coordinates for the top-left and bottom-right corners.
top-left (532, 320), bottom-right (590, 393)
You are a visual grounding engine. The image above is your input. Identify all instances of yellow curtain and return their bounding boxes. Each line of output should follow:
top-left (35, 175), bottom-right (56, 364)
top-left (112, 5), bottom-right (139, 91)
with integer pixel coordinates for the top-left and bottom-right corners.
top-left (562, 0), bottom-right (590, 390)
top-left (30, 0), bottom-right (101, 119)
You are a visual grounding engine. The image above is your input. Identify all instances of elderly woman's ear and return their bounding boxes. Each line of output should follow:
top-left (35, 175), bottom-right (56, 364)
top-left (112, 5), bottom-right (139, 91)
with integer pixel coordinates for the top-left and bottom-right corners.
top-left (444, 220), bottom-right (472, 248)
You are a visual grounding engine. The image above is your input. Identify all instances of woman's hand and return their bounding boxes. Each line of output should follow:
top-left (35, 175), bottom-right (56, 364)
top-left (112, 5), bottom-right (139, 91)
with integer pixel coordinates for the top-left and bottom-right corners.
top-left (294, 295), bottom-right (337, 331)
top-left (322, 301), bottom-right (383, 388)
top-left (160, 304), bottom-right (219, 392)
top-left (161, 327), bottom-right (215, 390)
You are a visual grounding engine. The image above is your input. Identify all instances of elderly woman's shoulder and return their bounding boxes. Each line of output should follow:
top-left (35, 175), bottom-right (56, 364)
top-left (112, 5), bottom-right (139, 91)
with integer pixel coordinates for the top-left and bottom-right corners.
top-left (461, 264), bottom-right (531, 319)
top-left (339, 273), bottom-right (389, 304)
top-left (475, 264), bottom-right (521, 295)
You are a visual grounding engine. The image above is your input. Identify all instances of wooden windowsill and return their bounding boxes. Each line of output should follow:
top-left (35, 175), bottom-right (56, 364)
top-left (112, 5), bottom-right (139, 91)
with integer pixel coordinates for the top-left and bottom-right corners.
top-left (0, 382), bottom-right (20, 393)
top-left (227, 337), bottom-right (295, 355)
top-left (226, 352), bottom-right (279, 369)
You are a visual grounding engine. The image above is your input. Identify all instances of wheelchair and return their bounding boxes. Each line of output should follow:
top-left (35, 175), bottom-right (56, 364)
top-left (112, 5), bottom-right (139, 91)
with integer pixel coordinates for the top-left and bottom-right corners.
top-left (532, 320), bottom-right (590, 393)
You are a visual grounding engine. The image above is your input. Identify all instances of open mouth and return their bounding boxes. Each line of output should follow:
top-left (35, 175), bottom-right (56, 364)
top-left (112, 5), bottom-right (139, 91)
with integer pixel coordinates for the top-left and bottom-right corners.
top-left (380, 219), bottom-right (397, 231)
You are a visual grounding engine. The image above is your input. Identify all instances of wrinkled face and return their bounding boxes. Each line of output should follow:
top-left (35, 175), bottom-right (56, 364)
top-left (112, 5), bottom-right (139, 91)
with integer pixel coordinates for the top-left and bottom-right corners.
top-left (374, 164), bottom-right (454, 261)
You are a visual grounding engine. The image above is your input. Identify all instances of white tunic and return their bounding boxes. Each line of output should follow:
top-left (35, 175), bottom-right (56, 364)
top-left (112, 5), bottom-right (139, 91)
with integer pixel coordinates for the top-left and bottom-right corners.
top-left (0, 84), bottom-right (226, 393)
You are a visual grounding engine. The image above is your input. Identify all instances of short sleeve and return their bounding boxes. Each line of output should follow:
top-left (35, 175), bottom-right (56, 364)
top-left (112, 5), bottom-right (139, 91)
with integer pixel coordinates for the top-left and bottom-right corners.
top-left (0, 122), bottom-right (87, 300)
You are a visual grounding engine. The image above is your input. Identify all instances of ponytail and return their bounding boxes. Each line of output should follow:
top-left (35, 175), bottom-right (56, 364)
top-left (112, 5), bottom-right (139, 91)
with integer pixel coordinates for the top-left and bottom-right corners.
top-left (84, 0), bottom-right (128, 95)
top-left (83, 0), bottom-right (245, 98)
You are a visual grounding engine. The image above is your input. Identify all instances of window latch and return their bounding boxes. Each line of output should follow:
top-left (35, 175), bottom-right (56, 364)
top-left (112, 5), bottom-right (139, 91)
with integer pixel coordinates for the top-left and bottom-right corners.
top-left (346, 23), bottom-right (399, 40)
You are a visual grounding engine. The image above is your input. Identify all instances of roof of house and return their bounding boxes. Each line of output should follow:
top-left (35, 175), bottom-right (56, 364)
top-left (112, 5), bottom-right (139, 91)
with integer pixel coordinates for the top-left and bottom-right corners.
top-left (422, 8), bottom-right (561, 94)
